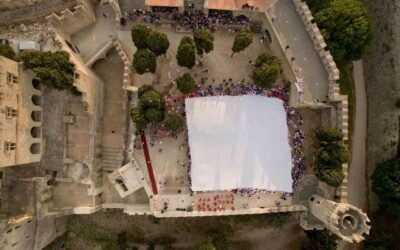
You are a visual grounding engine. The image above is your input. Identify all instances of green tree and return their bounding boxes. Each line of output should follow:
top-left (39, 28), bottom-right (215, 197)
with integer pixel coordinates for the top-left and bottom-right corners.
top-left (302, 230), bottom-right (339, 250)
top-left (305, 0), bottom-right (332, 14)
top-left (316, 127), bottom-right (344, 142)
top-left (193, 29), bottom-right (214, 56)
top-left (139, 89), bottom-right (165, 109)
top-left (193, 238), bottom-right (216, 250)
top-left (133, 49), bottom-right (157, 74)
top-left (315, 0), bottom-right (372, 61)
top-left (138, 84), bottom-right (154, 98)
top-left (252, 62), bottom-right (282, 89)
top-left (163, 114), bottom-right (185, 133)
top-left (176, 41), bottom-right (196, 69)
top-left (19, 50), bottom-right (77, 92)
top-left (176, 73), bottom-right (196, 94)
top-left (315, 167), bottom-right (345, 187)
top-left (255, 52), bottom-right (281, 68)
top-left (130, 107), bottom-right (148, 129)
top-left (372, 157), bottom-right (400, 217)
top-left (131, 24), bottom-right (151, 49)
top-left (181, 36), bottom-right (195, 46)
top-left (144, 107), bottom-right (165, 122)
top-left (147, 31), bottom-right (170, 56)
top-left (231, 28), bottom-right (253, 57)
top-left (0, 44), bottom-right (16, 60)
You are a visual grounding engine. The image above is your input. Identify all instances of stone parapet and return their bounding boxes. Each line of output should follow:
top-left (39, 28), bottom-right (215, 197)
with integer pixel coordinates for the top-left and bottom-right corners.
top-left (46, 0), bottom-right (95, 36)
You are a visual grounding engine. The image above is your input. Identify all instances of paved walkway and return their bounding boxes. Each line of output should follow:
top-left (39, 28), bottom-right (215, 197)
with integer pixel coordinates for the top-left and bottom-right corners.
top-left (268, 0), bottom-right (329, 101)
top-left (347, 60), bottom-right (367, 208)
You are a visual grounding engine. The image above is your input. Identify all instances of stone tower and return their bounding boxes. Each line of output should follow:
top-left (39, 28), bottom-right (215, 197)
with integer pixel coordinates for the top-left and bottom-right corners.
top-left (308, 195), bottom-right (371, 243)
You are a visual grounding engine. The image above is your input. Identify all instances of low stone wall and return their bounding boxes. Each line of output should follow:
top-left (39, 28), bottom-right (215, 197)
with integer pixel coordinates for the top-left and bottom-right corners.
top-left (46, 0), bottom-right (95, 37)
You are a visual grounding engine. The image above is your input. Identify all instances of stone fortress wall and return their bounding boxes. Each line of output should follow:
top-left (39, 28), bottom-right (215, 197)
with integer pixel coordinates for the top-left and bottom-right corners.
top-left (290, 0), bottom-right (349, 203)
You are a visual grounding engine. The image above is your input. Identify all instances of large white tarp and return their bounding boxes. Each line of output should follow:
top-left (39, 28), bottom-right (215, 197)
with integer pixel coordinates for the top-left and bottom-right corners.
top-left (186, 95), bottom-right (293, 192)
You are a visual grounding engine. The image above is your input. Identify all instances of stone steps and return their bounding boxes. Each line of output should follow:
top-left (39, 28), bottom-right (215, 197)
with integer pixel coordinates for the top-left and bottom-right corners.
top-left (118, 0), bottom-right (145, 13)
top-left (101, 147), bottom-right (124, 171)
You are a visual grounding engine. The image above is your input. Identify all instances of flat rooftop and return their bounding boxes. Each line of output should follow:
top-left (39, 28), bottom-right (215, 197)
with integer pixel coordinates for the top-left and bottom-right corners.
top-left (186, 95), bottom-right (293, 193)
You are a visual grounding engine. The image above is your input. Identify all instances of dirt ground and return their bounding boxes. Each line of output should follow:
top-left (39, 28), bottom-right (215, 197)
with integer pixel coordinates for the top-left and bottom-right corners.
top-left (64, 211), bottom-right (306, 250)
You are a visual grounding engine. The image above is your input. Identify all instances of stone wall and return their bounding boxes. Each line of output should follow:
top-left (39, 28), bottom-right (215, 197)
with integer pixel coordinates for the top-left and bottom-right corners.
top-left (290, 0), bottom-right (349, 202)
top-left (46, 0), bottom-right (96, 37)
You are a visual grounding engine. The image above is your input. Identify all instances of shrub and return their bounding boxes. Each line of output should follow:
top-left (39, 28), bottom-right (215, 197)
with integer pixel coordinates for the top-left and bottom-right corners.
top-left (131, 24), bottom-right (151, 49)
top-left (255, 52), bottom-right (281, 68)
top-left (144, 107), bottom-right (165, 122)
top-left (163, 114), bottom-right (185, 133)
top-left (193, 29), bottom-right (214, 56)
top-left (252, 62), bottom-right (281, 89)
top-left (231, 28), bottom-right (253, 56)
top-left (193, 238), bottom-right (216, 250)
top-left (139, 90), bottom-right (165, 109)
top-left (0, 44), bottom-right (16, 60)
top-left (176, 73), bottom-right (196, 94)
top-left (147, 31), bottom-right (170, 56)
top-left (316, 127), bottom-right (344, 142)
top-left (176, 40), bottom-right (196, 69)
top-left (130, 107), bottom-right (148, 130)
top-left (133, 49), bottom-right (157, 74)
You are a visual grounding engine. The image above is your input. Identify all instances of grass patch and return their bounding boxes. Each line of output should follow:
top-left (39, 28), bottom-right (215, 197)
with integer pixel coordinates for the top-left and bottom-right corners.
top-left (337, 61), bottom-right (355, 149)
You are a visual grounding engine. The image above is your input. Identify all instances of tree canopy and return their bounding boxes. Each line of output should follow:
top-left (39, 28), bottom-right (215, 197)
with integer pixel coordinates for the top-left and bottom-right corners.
top-left (176, 73), bottom-right (196, 94)
top-left (131, 24), bottom-right (152, 49)
top-left (314, 0), bottom-right (372, 61)
top-left (133, 49), bottom-right (157, 74)
top-left (130, 85), bottom-right (166, 129)
top-left (0, 44), bottom-right (16, 60)
top-left (372, 157), bottom-right (400, 217)
top-left (193, 29), bottom-right (214, 56)
top-left (19, 50), bottom-right (78, 92)
top-left (305, 0), bottom-right (332, 14)
top-left (163, 114), bottom-right (185, 133)
top-left (314, 127), bottom-right (349, 187)
top-left (252, 61), bottom-right (282, 89)
top-left (255, 52), bottom-right (281, 68)
top-left (147, 31), bottom-right (170, 56)
top-left (232, 28), bottom-right (253, 56)
top-left (176, 37), bottom-right (196, 69)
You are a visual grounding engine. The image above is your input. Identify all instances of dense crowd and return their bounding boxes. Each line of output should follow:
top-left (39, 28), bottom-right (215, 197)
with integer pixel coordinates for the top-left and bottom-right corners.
top-left (123, 8), bottom-right (250, 31)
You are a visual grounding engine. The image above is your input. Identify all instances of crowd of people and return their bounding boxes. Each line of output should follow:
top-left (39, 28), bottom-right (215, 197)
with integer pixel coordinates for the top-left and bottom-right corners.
top-left (123, 7), bottom-right (250, 31)
top-left (195, 194), bottom-right (235, 212)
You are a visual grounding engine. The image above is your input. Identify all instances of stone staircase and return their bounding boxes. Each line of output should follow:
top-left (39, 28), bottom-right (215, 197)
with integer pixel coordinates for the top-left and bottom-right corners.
top-left (101, 147), bottom-right (124, 171)
top-left (118, 0), bottom-right (146, 13)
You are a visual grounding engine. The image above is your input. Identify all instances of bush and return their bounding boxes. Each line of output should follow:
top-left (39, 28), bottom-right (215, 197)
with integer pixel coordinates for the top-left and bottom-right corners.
top-left (255, 52), bottom-right (281, 68)
top-left (176, 39), bottom-right (196, 69)
top-left (133, 49), bottom-right (157, 74)
top-left (138, 84), bottom-right (154, 98)
top-left (131, 24), bottom-right (152, 49)
top-left (130, 107), bottom-right (148, 130)
top-left (314, 127), bottom-right (349, 187)
top-left (252, 62), bottom-right (281, 89)
top-left (139, 90), bottom-right (165, 109)
top-left (314, 0), bottom-right (372, 61)
top-left (176, 73), bottom-right (196, 94)
top-left (232, 28), bottom-right (253, 56)
top-left (193, 29), bottom-right (214, 56)
top-left (144, 107), bottom-right (164, 122)
top-left (0, 44), bottom-right (16, 60)
top-left (19, 50), bottom-right (77, 92)
top-left (147, 31), bottom-right (170, 56)
top-left (316, 127), bottom-right (344, 142)
top-left (164, 115), bottom-right (185, 133)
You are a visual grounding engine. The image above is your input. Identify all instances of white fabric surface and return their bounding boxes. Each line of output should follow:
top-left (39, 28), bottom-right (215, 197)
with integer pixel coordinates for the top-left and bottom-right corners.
top-left (185, 95), bottom-right (292, 192)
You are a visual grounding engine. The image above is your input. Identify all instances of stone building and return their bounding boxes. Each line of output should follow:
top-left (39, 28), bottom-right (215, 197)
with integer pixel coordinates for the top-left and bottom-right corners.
top-left (0, 56), bottom-right (42, 168)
